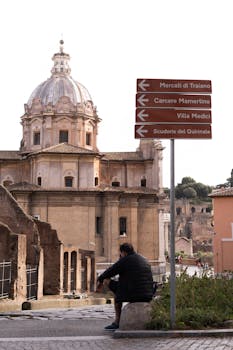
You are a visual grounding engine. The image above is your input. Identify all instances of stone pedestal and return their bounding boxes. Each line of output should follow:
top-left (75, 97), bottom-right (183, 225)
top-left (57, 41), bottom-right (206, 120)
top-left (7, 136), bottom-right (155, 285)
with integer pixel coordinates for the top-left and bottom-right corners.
top-left (119, 302), bottom-right (152, 330)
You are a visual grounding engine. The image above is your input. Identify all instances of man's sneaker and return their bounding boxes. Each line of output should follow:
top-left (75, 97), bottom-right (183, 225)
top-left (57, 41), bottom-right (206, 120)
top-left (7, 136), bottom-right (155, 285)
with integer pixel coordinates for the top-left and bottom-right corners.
top-left (104, 322), bottom-right (119, 330)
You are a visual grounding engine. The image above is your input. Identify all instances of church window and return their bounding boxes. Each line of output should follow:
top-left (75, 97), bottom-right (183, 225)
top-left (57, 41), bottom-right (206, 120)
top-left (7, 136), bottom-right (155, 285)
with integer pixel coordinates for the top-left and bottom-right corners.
top-left (86, 132), bottom-right (91, 146)
top-left (94, 177), bottom-right (99, 186)
top-left (141, 178), bottom-right (147, 187)
top-left (96, 217), bottom-right (101, 234)
top-left (37, 177), bottom-right (42, 186)
top-left (65, 176), bottom-right (73, 187)
top-left (59, 130), bottom-right (68, 143)
top-left (3, 180), bottom-right (13, 187)
top-left (33, 132), bottom-right (40, 145)
top-left (112, 181), bottom-right (120, 187)
top-left (119, 217), bottom-right (127, 236)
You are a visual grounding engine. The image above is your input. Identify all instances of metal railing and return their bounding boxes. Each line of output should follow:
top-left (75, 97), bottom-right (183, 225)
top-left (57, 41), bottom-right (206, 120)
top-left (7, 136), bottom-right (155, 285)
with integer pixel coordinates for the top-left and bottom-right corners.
top-left (0, 261), bottom-right (11, 299)
top-left (26, 265), bottom-right (38, 300)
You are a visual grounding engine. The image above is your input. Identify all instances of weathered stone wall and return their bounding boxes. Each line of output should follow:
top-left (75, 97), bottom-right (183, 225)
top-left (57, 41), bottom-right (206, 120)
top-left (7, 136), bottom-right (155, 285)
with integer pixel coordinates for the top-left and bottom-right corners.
top-left (0, 185), bottom-right (41, 266)
top-left (164, 198), bottom-right (214, 254)
top-left (35, 220), bottom-right (62, 295)
top-left (0, 222), bottom-right (11, 260)
top-left (0, 185), bottom-right (63, 298)
top-left (0, 222), bottom-right (27, 300)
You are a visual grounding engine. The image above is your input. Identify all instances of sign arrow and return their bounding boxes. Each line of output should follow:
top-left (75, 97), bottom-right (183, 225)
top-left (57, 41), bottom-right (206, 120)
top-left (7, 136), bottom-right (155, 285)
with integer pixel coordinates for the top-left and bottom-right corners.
top-left (137, 109), bottom-right (149, 122)
top-left (135, 125), bottom-right (148, 138)
top-left (137, 94), bottom-right (149, 107)
top-left (138, 79), bottom-right (150, 92)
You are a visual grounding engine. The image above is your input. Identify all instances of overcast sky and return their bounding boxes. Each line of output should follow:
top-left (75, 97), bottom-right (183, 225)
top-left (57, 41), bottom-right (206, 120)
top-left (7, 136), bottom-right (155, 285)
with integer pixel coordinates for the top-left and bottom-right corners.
top-left (0, 0), bottom-right (232, 187)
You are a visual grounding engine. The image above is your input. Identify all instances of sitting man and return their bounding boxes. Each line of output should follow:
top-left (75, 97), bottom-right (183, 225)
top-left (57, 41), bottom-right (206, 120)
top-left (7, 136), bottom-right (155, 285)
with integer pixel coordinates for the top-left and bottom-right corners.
top-left (96, 242), bottom-right (154, 330)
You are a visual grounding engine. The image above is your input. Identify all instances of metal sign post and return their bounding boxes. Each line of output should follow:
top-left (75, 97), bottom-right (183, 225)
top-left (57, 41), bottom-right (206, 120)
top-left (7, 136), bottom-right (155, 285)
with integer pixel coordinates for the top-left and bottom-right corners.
top-left (135, 77), bottom-right (212, 329)
top-left (170, 139), bottom-right (176, 328)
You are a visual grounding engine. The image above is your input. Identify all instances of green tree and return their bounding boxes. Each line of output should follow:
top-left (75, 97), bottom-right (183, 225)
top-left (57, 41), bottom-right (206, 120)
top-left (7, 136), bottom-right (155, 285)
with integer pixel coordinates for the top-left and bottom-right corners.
top-left (193, 182), bottom-right (211, 198)
top-left (175, 177), bottom-right (211, 200)
top-left (226, 169), bottom-right (233, 187)
top-left (181, 177), bottom-right (195, 185)
top-left (183, 187), bottom-right (197, 199)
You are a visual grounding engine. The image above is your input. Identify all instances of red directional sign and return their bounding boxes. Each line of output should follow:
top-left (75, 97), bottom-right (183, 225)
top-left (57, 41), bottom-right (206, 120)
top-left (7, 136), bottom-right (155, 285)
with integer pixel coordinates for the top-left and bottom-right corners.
top-left (136, 93), bottom-right (211, 109)
top-left (135, 124), bottom-right (212, 139)
top-left (135, 78), bottom-right (212, 139)
top-left (137, 79), bottom-right (212, 93)
top-left (136, 108), bottom-right (211, 124)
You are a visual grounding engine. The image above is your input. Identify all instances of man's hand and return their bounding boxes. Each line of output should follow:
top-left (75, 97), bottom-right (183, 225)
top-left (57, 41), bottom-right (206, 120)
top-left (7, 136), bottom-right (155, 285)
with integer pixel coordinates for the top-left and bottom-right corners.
top-left (96, 281), bottom-right (103, 293)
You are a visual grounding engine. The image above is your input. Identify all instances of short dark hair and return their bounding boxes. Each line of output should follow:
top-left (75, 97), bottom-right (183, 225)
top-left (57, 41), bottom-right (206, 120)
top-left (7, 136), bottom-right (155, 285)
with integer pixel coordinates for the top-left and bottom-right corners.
top-left (120, 243), bottom-right (135, 255)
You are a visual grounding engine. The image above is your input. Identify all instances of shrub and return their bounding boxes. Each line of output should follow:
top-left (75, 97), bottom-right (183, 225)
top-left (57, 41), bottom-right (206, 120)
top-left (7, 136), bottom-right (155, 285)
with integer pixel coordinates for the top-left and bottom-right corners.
top-left (147, 272), bottom-right (233, 330)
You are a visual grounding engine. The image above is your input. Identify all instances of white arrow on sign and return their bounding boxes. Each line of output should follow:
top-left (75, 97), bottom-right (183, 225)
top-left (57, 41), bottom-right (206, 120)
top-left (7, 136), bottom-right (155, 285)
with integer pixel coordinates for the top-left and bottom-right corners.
top-left (137, 94), bottom-right (149, 107)
top-left (136, 125), bottom-right (148, 137)
top-left (138, 79), bottom-right (150, 91)
top-left (137, 109), bottom-right (149, 122)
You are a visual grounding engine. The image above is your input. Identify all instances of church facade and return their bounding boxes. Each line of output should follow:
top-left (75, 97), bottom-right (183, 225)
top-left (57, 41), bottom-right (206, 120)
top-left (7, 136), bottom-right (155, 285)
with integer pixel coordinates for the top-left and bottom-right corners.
top-left (0, 41), bottom-right (166, 298)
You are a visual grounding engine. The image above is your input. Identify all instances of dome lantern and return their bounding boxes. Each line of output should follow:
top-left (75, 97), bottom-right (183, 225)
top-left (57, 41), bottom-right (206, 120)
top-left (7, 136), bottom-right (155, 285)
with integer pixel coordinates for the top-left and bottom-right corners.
top-left (51, 40), bottom-right (71, 76)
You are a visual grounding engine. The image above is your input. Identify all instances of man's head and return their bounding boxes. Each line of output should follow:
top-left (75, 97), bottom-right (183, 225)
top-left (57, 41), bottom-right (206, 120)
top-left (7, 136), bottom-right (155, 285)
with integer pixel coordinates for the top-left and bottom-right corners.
top-left (119, 243), bottom-right (135, 257)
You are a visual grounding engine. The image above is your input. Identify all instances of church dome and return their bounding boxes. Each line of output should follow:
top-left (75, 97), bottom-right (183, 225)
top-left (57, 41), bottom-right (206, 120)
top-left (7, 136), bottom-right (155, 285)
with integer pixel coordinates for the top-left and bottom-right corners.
top-left (27, 40), bottom-right (93, 108)
top-left (21, 40), bottom-right (100, 154)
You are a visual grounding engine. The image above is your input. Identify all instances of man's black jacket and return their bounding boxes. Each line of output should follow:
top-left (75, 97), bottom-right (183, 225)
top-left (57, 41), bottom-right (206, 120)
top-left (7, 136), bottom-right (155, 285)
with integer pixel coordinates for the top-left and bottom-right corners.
top-left (97, 252), bottom-right (153, 303)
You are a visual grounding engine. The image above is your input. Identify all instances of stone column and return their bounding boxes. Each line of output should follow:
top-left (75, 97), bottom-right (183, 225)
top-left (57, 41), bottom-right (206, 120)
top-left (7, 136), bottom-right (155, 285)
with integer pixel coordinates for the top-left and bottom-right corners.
top-left (86, 256), bottom-right (91, 292)
top-left (67, 251), bottom-right (71, 293)
top-left (158, 210), bottom-right (166, 263)
top-left (37, 247), bottom-right (44, 299)
top-left (76, 252), bottom-right (82, 292)
top-left (10, 233), bottom-right (27, 301)
top-left (128, 198), bottom-right (138, 252)
top-left (103, 195), bottom-right (119, 263)
top-left (91, 255), bottom-right (96, 292)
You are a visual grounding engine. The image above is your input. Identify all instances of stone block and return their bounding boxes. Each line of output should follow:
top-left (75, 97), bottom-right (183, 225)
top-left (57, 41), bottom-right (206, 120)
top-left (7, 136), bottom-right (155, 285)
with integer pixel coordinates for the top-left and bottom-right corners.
top-left (119, 302), bottom-right (152, 330)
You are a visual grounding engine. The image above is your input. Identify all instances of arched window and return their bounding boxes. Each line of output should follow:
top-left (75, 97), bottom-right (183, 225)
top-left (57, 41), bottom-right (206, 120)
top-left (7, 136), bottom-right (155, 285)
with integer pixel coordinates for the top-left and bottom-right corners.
top-left (37, 177), bottom-right (42, 186)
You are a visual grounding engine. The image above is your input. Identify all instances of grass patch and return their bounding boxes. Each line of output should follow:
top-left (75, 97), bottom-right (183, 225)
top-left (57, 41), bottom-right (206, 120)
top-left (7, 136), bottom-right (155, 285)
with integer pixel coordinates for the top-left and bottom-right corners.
top-left (147, 272), bottom-right (233, 330)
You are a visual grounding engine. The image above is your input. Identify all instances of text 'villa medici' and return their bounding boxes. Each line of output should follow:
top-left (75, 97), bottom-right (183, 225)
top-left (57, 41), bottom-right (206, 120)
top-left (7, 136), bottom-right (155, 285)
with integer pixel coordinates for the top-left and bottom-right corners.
top-left (177, 112), bottom-right (210, 120)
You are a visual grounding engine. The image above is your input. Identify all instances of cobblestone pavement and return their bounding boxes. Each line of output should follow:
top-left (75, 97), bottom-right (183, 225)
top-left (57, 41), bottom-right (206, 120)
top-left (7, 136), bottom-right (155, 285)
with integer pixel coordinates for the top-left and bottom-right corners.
top-left (0, 305), bottom-right (232, 349)
top-left (0, 336), bottom-right (232, 350)
top-left (0, 304), bottom-right (116, 321)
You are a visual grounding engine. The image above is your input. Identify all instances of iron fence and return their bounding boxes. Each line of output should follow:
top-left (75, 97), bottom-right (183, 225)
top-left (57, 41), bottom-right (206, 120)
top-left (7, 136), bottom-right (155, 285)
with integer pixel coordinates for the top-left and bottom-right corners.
top-left (0, 261), bottom-right (11, 299)
top-left (26, 265), bottom-right (38, 300)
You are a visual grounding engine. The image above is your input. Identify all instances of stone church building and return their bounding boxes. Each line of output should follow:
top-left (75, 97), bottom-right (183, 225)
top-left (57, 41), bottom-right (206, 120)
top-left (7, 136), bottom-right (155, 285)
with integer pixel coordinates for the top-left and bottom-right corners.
top-left (0, 41), bottom-right (166, 300)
